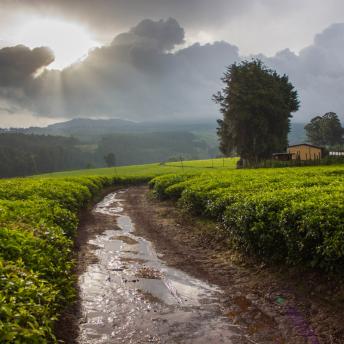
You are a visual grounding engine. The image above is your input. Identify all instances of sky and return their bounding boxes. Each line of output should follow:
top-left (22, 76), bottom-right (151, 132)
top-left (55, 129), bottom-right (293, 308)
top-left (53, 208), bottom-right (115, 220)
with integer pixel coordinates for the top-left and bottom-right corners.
top-left (0, 0), bottom-right (344, 127)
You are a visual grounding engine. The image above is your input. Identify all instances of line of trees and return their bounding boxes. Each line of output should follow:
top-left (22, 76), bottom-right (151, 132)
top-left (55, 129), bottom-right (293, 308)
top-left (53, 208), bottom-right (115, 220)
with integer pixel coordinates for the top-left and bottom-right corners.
top-left (0, 133), bottom-right (91, 177)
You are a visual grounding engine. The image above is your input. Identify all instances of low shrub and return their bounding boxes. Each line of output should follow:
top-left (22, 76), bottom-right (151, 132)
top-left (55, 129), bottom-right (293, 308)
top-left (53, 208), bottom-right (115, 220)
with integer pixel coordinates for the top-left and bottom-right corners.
top-left (151, 165), bottom-right (344, 271)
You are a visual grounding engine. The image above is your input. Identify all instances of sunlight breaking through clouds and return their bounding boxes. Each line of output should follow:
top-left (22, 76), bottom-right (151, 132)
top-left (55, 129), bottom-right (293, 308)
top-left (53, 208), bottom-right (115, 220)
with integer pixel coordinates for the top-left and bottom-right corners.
top-left (6, 17), bottom-right (99, 69)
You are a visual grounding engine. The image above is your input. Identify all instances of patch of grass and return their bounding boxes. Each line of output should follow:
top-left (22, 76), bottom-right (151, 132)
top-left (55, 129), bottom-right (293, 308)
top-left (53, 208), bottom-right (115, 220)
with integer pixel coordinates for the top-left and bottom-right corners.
top-left (40, 158), bottom-right (238, 178)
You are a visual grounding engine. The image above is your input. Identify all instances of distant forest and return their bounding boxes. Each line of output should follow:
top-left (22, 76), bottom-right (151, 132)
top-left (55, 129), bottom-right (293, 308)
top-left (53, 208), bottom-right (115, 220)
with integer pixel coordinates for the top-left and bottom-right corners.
top-left (0, 118), bottom-right (307, 178)
top-left (0, 134), bottom-right (91, 177)
top-left (97, 132), bottom-right (214, 166)
top-left (0, 130), bottom-right (217, 177)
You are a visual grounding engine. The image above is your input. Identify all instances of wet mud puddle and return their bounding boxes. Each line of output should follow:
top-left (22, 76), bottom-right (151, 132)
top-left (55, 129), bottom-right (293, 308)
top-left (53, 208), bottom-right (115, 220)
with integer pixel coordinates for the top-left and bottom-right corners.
top-left (78, 191), bottom-right (251, 344)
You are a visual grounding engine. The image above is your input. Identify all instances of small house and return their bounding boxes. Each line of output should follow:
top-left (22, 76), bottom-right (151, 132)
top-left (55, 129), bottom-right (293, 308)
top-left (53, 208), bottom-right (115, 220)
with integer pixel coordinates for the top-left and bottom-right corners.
top-left (287, 143), bottom-right (322, 161)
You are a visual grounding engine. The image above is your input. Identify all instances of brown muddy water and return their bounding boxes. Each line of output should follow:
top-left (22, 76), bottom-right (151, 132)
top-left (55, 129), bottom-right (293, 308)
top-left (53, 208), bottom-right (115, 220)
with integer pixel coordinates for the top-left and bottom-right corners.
top-left (77, 190), bottom-right (262, 343)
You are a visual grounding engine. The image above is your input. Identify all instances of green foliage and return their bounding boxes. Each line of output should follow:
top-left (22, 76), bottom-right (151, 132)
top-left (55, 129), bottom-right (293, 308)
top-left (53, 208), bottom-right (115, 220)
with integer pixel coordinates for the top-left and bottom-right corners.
top-left (305, 112), bottom-right (344, 146)
top-left (214, 59), bottom-right (299, 163)
top-left (0, 176), bottom-right (113, 343)
top-left (0, 261), bottom-right (58, 343)
top-left (150, 165), bottom-right (344, 271)
top-left (149, 174), bottom-right (190, 199)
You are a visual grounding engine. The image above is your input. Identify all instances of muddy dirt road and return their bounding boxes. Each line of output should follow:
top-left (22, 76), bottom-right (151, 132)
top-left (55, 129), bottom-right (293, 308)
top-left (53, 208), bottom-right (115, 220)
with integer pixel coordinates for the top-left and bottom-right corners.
top-left (78, 190), bottom-right (247, 343)
top-left (60, 187), bottom-right (342, 344)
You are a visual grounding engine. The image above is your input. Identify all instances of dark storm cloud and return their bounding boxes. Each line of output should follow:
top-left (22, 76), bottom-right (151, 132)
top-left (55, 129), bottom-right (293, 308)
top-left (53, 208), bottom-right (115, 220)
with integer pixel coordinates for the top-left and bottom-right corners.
top-left (0, 0), bottom-right (250, 37)
top-left (26, 18), bottom-right (239, 120)
top-left (113, 18), bottom-right (185, 52)
top-left (0, 45), bottom-right (54, 114)
top-left (1, 18), bottom-right (344, 123)
top-left (0, 45), bottom-right (54, 86)
top-left (261, 23), bottom-right (344, 121)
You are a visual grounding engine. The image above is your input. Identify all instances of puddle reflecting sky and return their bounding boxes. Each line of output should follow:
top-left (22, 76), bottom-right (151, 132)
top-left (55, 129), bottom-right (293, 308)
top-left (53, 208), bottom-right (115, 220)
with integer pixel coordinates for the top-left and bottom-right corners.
top-left (78, 191), bottom-right (246, 343)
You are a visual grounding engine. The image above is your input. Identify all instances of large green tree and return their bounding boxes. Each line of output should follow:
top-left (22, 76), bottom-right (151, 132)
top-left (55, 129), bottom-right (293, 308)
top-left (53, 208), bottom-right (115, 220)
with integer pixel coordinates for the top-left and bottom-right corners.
top-left (304, 112), bottom-right (343, 146)
top-left (213, 60), bottom-right (299, 165)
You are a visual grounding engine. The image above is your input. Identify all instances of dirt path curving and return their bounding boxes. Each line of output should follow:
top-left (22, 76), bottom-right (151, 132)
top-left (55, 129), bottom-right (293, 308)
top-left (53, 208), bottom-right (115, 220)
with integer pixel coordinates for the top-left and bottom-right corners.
top-left (57, 186), bottom-right (344, 344)
top-left (78, 190), bottom-right (253, 343)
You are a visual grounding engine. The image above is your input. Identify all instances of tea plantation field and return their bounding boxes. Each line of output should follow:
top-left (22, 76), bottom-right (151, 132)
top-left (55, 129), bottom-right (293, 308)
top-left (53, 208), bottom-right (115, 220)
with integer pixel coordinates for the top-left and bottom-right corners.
top-left (1, 159), bottom-right (343, 342)
top-left (150, 164), bottom-right (344, 271)
top-left (0, 159), bottom-right (236, 343)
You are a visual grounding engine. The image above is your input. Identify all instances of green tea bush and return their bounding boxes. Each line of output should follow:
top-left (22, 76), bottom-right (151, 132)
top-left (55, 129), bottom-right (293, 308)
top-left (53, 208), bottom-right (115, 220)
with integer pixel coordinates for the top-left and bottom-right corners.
top-left (0, 261), bottom-right (59, 343)
top-left (149, 174), bottom-right (190, 199)
top-left (150, 165), bottom-right (344, 271)
top-left (0, 176), bottom-right (113, 343)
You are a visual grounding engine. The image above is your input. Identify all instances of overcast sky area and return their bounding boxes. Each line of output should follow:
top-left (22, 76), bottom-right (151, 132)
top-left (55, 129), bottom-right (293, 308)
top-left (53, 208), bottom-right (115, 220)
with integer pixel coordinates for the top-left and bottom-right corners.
top-left (1, 0), bottom-right (344, 127)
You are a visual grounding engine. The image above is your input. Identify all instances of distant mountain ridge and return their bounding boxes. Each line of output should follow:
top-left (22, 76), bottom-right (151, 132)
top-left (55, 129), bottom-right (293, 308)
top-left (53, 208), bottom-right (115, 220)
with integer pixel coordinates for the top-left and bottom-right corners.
top-left (0, 118), bottom-right (306, 145)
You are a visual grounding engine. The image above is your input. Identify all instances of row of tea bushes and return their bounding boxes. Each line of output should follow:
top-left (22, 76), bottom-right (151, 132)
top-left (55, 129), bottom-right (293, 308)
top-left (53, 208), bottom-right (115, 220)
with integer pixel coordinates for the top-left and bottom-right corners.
top-left (150, 165), bottom-right (344, 271)
top-left (0, 176), bottom-right (114, 343)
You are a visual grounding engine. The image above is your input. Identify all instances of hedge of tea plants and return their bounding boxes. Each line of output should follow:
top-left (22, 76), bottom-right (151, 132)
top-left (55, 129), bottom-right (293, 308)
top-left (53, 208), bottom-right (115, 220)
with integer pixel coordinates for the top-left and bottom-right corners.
top-left (150, 165), bottom-right (344, 271)
top-left (0, 176), bottom-right (115, 343)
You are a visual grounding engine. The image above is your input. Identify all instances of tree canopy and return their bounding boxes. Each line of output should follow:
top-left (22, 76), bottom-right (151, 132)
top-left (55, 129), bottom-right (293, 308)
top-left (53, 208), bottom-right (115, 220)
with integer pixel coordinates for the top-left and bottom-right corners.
top-left (214, 60), bottom-right (299, 165)
top-left (0, 133), bottom-right (91, 177)
top-left (304, 112), bottom-right (343, 147)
